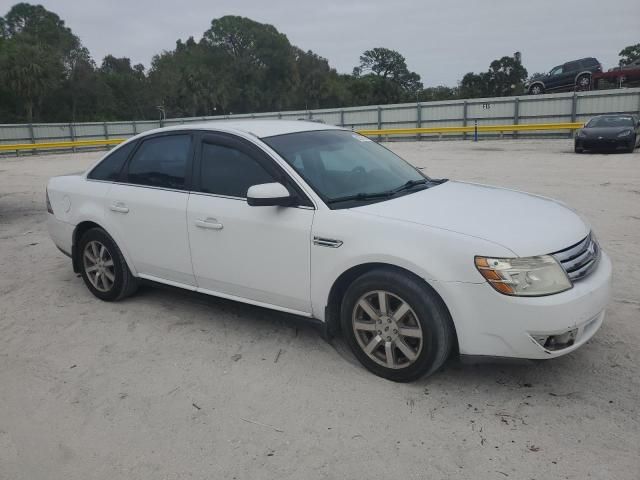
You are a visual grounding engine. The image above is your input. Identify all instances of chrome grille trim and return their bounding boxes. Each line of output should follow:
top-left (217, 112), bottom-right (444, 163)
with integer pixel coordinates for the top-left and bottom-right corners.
top-left (553, 233), bottom-right (600, 282)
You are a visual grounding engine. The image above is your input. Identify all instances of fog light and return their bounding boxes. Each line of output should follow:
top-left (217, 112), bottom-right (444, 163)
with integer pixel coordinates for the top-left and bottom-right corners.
top-left (531, 329), bottom-right (578, 351)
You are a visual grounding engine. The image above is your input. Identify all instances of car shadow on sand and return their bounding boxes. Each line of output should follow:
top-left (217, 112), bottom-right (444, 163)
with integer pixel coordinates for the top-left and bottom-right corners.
top-left (130, 280), bottom-right (594, 394)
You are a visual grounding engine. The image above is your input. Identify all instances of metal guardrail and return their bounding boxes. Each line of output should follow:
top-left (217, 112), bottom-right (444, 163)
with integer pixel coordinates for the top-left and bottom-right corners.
top-left (0, 138), bottom-right (124, 153)
top-left (0, 122), bottom-right (585, 155)
top-left (357, 122), bottom-right (584, 136)
top-left (1, 87), bottom-right (638, 157)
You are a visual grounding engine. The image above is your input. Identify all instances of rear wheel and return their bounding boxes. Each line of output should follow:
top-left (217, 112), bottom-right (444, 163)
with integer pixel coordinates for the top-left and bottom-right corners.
top-left (576, 74), bottom-right (591, 91)
top-left (340, 268), bottom-right (455, 382)
top-left (78, 228), bottom-right (138, 301)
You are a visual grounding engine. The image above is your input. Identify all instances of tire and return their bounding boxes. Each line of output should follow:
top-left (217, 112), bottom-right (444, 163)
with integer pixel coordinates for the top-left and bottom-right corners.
top-left (574, 144), bottom-right (584, 154)
top-left (528, 84), bottom-right (544, 95)
top-left (78, 227), bottom-right (138, 301)
top-left (627, 142), bottom-right (636, 153)
top-left (576, 74), bottom-right (591, 91)
top-left (340, 268), bottom-right (455, 382)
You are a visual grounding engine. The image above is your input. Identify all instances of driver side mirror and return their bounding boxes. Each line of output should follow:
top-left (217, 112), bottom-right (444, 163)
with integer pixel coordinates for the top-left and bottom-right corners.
top-left (247, 182), bottom-right (295, 207)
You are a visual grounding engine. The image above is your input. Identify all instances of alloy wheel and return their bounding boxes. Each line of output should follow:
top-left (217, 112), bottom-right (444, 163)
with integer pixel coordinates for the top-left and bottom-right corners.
top-left (352, 290), bottom-right (424, 369)
top-left (578, 76), bottom-right (590, 89)
top-left (83, 240), bottom-right (115, 292)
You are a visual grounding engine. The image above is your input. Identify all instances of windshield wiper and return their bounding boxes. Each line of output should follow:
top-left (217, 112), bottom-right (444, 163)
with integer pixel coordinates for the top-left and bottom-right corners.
top-left (326, 191), bottom-right (394, 204)
top-left (326, 180), bottom-right (430, 205)
top-left (389, 179), bottom-right (429, 194)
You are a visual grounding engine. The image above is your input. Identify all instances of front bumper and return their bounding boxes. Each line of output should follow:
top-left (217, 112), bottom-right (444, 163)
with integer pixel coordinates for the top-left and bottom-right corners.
top-left (444, 251), bottom-right (612, 359)
top-left (576, 137), bottom-right (633, 150)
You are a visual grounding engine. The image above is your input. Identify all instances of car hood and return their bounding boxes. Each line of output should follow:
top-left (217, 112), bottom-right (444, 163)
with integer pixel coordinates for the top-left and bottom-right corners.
top-left (582, 127), bottom-right (631, 137)
top-left (353, 181), bottom-right (589, 257)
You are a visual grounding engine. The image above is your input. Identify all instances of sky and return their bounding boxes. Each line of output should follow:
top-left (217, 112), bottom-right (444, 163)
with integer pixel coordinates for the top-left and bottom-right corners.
top-left (1, 0), bottom-right (638, 86)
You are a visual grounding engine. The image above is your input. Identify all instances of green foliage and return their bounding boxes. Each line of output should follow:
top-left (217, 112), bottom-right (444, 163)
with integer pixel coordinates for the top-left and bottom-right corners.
top-left (202, 16), bottom-right (296, 112)
top-left (290, 49), bottom-right (346, 110)
top-left (459, 56), bottom-right (528, 98)
top-left (97, 55), bottom-right (150, 120)
top-left (149, 37), bottom-right (230, 118)
top-left (1, 3), bottom-right (630, 125)
top-left (0, 40), bottom-right (59, 121)
top-left (618, 43), bottom-right (640, 66)
top-left (420, 86), bottom-right (458, 102)
top-left (354, 48), bottom-right (423, 104)
top-left (0, 2), bottom-right (82, 121)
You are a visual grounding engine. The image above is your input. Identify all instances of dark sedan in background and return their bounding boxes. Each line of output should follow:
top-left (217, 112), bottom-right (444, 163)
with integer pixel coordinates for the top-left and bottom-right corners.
top-left (575, 114), bottom-right (640, 153)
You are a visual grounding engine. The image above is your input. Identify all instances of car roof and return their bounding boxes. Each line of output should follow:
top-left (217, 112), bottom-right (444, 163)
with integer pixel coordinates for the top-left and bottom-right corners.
top-left (590, 114), bottom-right (634, 119)
top-left (134, 119), bottom-right (344, 140)
top-left (562, 57), bottom-right (597, 64)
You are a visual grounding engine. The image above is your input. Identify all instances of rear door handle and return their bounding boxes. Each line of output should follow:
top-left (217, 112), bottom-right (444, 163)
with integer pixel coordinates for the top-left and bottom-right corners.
top-left (110, 202), bottom-right (129, 214)
top-left (195, 218), bottom-right (224, 230)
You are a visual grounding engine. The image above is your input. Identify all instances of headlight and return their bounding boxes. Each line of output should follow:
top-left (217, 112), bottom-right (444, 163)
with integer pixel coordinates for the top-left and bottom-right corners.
top-left (617, 130), bottom-right (632, 137)
top-left (475, 255), bottom-right (572, 296)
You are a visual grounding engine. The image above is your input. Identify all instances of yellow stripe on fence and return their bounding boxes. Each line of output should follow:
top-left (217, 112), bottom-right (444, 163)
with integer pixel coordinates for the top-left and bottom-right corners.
top-left (0, 122), bottom-right (584, 153)
top-left (0, 138), bottom-right (125, 152)
top-left (357, 122), bottom-right (584, 136)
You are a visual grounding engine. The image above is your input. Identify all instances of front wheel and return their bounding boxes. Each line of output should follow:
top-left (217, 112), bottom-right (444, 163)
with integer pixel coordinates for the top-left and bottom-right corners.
top-left (528, 84), bottom-right (544, 95)
top-left (78, 228), bottom-right (138, 301)
top-left (575, 144), bottom-right (584, 154)
top-left (340, 268), bottom-right (455, 382)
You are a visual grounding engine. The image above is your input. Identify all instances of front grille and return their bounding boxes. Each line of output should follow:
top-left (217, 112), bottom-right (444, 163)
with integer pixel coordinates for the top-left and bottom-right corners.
top-left (553, 233), bottom-right (600, 282)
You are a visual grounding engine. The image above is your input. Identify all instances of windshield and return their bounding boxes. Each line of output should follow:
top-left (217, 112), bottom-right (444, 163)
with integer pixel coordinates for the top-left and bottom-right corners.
top-left (263, 130), bottom-right (429, 206)
top-left (586, 116), bottom-right (634, 128)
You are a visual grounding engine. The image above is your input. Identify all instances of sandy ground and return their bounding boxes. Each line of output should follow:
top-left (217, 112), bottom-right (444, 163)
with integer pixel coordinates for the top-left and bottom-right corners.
top-left (1, 139), bottom-right (639, 480)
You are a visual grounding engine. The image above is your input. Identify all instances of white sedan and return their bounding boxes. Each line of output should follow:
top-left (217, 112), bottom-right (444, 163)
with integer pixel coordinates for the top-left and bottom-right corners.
top-left (46, 121), bottom-right (612, 381)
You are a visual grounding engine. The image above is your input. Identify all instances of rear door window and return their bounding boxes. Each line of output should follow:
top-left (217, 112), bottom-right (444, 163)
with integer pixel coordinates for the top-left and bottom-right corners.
top-left (126, 134), bottom-right (191, 190)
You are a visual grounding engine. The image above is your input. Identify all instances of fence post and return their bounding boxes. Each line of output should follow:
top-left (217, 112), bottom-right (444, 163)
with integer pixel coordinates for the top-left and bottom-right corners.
top-left (69, 123), bottom-right (76, 153)
top-left (377, 106), bottom-right (382, 130)
top-left (513, 97), bottom-right (520, 139)
top-left (340, 110), bottom-right (345, 127)
top-left (416, 102), bottom-right (422, 141)
top-left (474, 120), bottom-right (478, 142)
top-left (132, 120), bottom-right (138, 135)
top-left (28, 123), bottom-right (35, 156)
top-left (308, 110), bottom-right (313, 120)
top-left (103, 122), bottom-right (109, 140)
top-left (570, 93), bottom-right (578, 138)
top-left (462, 101), bottom-right (468, 140)
top-left (278, 112), bottom-right (282, 119)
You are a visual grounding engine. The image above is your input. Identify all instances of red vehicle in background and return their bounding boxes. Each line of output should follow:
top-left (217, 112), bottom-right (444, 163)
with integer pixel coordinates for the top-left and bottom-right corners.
top-left (592, 58), bottom-right (640, 89)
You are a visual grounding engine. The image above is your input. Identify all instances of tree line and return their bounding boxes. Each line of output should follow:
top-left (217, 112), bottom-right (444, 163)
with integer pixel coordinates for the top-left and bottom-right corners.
top-left (0, 3), bottom-right (638, 124)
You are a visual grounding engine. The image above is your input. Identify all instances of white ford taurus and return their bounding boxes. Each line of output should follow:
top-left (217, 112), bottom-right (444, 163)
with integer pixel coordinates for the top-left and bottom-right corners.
top-left (46, 120), bottom-right (612, 381)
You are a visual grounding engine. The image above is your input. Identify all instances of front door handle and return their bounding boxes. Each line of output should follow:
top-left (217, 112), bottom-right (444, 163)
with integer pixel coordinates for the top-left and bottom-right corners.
top-left (110, 202), bottom-right (129, 214)
top-left (195, 218), bottom-right (224, 230)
